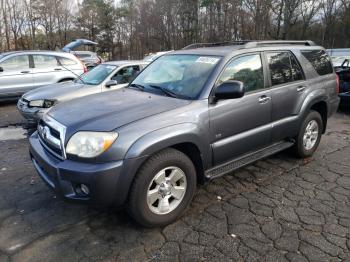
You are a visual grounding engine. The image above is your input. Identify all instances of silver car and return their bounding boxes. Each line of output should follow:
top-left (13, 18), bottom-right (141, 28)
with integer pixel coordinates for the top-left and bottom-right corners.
top-left (0, 51), bottom-right (86, 100)
top-left (17, 60), bottom-right (149, 125)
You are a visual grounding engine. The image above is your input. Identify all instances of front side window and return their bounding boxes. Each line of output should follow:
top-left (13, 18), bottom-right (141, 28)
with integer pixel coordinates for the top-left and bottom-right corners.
top-left (0, 55), bottom-right (29, 71)
top-left (78, 64), bottom-right (117, 85)
top-left (132, 55), bottom-right (221, 99)
top-left (217, 54), bottom-right (264, 92)
top-left (112, 65), bottom-right (140, 84)
top-left (301, 50), bottom-right (333, 75)
top-left (33, 55), bottom-right (58, 69)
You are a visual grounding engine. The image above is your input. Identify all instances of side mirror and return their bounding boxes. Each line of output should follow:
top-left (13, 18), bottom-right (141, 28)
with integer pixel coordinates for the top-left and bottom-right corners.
top-left (0, 67), bottom-right (3, 72)
top-left (105, 80), bottom-right (118, 88)
top-left (215, 80), bottom-right (245, 101)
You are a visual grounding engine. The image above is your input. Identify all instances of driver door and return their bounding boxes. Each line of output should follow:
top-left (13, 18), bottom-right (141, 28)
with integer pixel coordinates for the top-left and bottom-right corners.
top-left (209, 53), bottom-right (272, 165)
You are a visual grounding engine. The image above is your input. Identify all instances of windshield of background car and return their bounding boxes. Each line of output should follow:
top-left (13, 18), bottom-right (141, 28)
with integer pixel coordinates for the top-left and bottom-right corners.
top-left (132, 54), bottom-right (221, 99)
top-left (79, 64), bottom-right (117, 85)
top-left (327, 50), bottom-right (350, 66)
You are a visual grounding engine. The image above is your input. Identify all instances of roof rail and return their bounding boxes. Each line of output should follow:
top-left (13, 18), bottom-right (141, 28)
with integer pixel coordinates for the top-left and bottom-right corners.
top-left (182, 41), bottom-right (250, 50)
top-left (244, 40), bottom-right (316, 48)
top-left (182, 40), bottom-right (316, 50)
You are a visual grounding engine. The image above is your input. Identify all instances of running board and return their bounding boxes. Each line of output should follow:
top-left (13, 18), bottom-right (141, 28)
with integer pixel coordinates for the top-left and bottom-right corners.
top-left (205, 141), bottom-right (294, 180)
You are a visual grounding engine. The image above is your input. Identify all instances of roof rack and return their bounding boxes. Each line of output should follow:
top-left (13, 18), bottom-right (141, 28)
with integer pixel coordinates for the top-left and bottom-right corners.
top-left (182, 41), bottom-right (250, 50)
top-left (182, 40), bottom-right (316, 50)
top-left (244, 40), bottom-right (316, 48)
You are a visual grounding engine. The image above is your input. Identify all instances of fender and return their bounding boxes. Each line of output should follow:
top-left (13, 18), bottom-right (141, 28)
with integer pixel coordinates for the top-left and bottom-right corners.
top-left (125, 123), bottom-right (211, 169)
top-left (297, 88), bottom-right (329, 132)
top-left (299, 88), bottom-right (328, 115)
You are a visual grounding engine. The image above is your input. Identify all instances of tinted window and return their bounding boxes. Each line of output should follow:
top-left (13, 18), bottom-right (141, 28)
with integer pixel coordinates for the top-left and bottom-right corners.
top-left (0, 55), bottom-right (29, 71)
top-left (218, 54), bottom-right (264, 92)
top-left (58, 57), bottom-right (77, 66)
top-left (33, 55), bottom-right (58, 68)
top-left (301, 50), bottom-right (333, 75)
top-left (266, 52), bottom-right (294, 86)
top-left (290, 54), bottom-right (304, 81)
top-left (112, 65), bottom-right (140, 84)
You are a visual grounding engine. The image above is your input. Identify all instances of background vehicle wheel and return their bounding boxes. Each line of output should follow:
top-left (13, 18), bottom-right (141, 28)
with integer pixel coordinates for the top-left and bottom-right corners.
top-left (293, 110), bottom-right (323, 158)
top-left (127, 148), bottom-right (197, 227)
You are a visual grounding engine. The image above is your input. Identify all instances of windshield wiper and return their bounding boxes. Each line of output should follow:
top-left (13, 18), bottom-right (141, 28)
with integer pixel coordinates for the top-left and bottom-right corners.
top-left (149, 85), bottom-right (181, 98)
top-left (129, 83), bottom-right (145, 91)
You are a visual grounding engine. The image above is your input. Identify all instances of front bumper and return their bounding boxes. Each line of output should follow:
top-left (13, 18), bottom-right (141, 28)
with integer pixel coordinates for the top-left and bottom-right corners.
top-left (17, 100), bottom-right (48, 125)
top-left (29, 132), bottom-right (147, 207)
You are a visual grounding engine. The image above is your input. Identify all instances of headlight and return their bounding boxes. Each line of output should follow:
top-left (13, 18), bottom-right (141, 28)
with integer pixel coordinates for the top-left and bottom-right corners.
top-left (66, 132), bottom-right (118, 158)
top-left (29, 100), bottom-right (44, 107)
top-left (29, 99), bottom-right (55, 108)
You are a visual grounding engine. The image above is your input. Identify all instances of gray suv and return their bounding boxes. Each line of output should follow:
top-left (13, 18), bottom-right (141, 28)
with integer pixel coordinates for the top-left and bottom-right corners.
top-left (0, 51), bottom-right (85, 100)
top-left (29, 41), bottom-right (339, 227)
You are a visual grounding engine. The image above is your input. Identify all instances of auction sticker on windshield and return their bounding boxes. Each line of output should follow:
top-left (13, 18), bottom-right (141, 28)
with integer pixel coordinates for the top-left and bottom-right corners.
top-left (196, 57), bottom-right (220, 64)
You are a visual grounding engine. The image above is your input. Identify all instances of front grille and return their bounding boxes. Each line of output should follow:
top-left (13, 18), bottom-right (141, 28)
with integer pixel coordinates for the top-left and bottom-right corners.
top-left (18, 98), bottom-right (28, 108)
top-left (38, 116), bottom-right (67, 159)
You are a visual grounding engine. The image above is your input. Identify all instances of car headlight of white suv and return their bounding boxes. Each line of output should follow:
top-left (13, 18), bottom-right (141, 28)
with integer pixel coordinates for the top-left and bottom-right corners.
top-left (66, 131), bottom-right (118, 158)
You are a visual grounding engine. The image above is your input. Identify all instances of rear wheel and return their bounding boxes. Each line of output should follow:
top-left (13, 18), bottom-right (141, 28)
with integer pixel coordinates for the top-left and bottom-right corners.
top-left (293, 110), bottom-right (323, 158)
top-left (127, 148), bottom-right (196, 227)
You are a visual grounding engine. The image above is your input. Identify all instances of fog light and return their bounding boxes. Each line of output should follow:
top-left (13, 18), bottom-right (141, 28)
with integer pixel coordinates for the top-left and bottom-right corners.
top-left (80, 184), bottom-right (90, 195)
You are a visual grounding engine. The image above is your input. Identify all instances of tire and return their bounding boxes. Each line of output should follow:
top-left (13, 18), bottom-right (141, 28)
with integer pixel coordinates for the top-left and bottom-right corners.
top-left (127, 148), bottom-right (197, 227)
top-left (293, 110), bottom-right (323, 158)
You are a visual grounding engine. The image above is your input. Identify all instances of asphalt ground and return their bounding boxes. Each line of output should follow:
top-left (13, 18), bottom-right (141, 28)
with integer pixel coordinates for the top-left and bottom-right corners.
top-left (0, 103), bottom-right (350, 262)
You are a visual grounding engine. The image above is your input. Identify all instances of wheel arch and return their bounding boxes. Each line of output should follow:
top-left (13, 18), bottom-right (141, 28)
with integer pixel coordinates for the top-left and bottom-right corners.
top-left (299, 90), bottom-right (329, 134)
top-left (125, 123), bottom-right (211, 184)
top-left (58, 78), bottom-right (74, 83)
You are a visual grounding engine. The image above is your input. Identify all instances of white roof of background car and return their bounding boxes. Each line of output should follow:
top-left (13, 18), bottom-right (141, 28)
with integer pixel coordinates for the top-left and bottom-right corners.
top-left (0, 50), bottom-right (79, 60)
top-left (103, 60), bottom-right (149, 66)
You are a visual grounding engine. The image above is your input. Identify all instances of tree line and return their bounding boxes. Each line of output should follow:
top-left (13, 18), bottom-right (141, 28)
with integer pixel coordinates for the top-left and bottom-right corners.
top-left (0, 0), bottom-right (349, 60)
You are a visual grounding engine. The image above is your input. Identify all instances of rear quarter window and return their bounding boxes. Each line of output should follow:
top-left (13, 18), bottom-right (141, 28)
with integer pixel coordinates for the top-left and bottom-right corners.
top-left (301, 50), bottom-right (333, 76)
top-left (58, 56), bottom-right (77, 66)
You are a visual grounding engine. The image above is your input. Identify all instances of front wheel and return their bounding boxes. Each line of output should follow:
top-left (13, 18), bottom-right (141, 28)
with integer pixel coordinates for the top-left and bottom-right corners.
top-left (293, 110), bottom-right (323, 158)
top-left (127, 148), bottom-right (197, 227)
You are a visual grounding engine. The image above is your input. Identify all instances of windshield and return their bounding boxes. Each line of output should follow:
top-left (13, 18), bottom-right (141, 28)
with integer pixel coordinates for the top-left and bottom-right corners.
top-left (132, 54), bottom-right (221, 99)
top-left (78, 64), bottom-right (117, 85)
top-left (330, 56), bottom-right (350, 66)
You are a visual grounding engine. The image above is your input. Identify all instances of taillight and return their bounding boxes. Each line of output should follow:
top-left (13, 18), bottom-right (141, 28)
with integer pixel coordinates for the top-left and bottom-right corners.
top-left (74, 55), bottom-right (88, 73)
top-left (335, 74), bottom-right (340, 94)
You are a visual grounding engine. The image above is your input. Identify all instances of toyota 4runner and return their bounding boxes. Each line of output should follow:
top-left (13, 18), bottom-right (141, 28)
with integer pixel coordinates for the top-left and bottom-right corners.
top-left (29, 41), bottom-right (340, 227)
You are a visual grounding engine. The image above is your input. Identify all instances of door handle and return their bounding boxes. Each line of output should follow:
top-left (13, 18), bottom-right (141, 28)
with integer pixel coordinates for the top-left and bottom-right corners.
top-left (54, 68), bottom-right (62, 71)
top-left (297, 86), bottom-right (306, 92)
top-left (21, 71), bottom-right (30, 74)
top-left (258, 95), bottom-right (271, 104)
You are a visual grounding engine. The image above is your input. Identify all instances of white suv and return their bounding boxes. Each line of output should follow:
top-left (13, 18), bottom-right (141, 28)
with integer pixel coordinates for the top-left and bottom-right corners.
top-left (0, 51), bottom-right (86, 100)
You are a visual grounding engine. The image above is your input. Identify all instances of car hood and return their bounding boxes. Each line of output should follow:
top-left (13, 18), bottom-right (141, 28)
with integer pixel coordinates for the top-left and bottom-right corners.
top-left (47, 88), bottom-right (191, 133)
top-left (22, 81), bottom-right (100, 102)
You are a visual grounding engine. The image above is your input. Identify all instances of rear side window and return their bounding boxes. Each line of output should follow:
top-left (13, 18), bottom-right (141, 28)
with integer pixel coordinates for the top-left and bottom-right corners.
top-left (290, 54), bottom-right (304, 81)
top-left (33, 55), bottom-right (58, 68)
top-left (58, 57), bottom-right (77, 66)
top-left (266, 52), bottom-right (304, 86)
top-left (301, 50), bottom-right (333, 75)
top-left (266, 52), bottom-right (293, 86)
